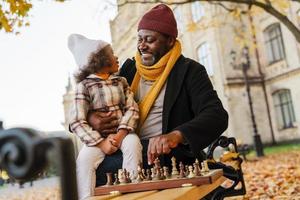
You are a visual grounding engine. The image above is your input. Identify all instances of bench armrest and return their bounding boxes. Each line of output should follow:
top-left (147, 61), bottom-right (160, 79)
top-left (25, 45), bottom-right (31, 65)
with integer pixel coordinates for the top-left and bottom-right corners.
top-left (206, 136), bottom-right (246, 199)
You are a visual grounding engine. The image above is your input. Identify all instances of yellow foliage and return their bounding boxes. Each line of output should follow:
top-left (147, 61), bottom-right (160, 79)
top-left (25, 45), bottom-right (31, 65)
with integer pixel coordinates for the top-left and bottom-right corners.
top-left (0, 0), bottom-right (64, 33)
top-left (1, 170), bottom-right (9, 180)
top-left (230, 8), bottom-right (242, 19)
top-left (270, 0), bottom-right (290, 15)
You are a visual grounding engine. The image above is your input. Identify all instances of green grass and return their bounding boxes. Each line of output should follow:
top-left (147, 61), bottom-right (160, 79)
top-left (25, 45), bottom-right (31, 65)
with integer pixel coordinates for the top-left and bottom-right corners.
top-left (248, 142), bottom-right (300, 157)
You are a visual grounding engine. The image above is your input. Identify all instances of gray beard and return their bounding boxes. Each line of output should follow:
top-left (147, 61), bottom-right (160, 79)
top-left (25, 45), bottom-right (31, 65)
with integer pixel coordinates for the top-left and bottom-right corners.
top-left (141, 55), bottom-right (157, 66)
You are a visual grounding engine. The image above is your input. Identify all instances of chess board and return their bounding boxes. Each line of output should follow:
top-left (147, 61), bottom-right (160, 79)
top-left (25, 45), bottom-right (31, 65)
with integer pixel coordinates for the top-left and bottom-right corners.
top-left (94, 169), bottom-right (223, 195)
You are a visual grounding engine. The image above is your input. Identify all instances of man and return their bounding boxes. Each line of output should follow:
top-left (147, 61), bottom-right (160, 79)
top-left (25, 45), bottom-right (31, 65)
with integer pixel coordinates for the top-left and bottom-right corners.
top-left (87, 4), bottom-right (228, 185)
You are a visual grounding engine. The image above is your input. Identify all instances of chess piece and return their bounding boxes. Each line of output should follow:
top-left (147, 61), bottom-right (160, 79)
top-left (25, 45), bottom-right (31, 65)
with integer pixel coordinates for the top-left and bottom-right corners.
top-left (201, 161), bottom-right (209, 175)
top-left (142, 169), bottom-right (146, 179)
top-left (125, 170), bottom-right (132, 183)
top-left (146, 169), bottom-right (152, 181)
top-left (185, 165), bottom-right (189, 177)
top-left (153, 167), bottom-right (162, 181)
top-left (119, 169), bottom-right (126, 184)
top-left (135, 172), bottom-right (143, 182)
top-left (193, 159), bottom-right (201, 176)
top-left (151, 168), bottom-right (156, 179)
top-left (163, 166), bottom-right (170, 179)
top-left (171, 157), bottom-right (179, 176)
top-left (154, 158), bottom-right (161, 169)
top-left (187, 165), bottom-right (195, 178)
top-left (179, 162), bottom-right (185, 178)
top-left (106, 173), bottom-right (113, 185)
top-left (160, 168), bottom-right (165, 180)
top-left (113, 173), bottom-right (120, 185)
top-left (203, 160), bottom-right (209, 172)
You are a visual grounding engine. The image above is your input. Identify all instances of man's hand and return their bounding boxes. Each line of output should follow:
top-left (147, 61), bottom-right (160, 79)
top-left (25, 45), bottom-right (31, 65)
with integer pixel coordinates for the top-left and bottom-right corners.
top-left (87, 111), bottom-right (119, 137)
top-left (147, 130), bottom-right (184, 165)
top-left (97, 135), bottom-right (118, 155)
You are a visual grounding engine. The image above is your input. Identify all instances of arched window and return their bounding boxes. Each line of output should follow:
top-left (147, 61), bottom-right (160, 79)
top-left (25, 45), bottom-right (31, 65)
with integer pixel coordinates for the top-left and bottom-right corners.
top-left (197, 42), bottom-right (213, 76)
top-left (264, 23), bottom-right (286, 64)
top-left (191, 2), bottom-right (204, 22)
top-left (273, 89), bottom-right (296, 129)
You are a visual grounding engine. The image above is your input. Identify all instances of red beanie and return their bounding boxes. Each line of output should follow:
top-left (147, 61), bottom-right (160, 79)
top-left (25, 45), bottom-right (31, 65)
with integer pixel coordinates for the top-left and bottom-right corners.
top-left (138, 4), bottom-right (178, 38)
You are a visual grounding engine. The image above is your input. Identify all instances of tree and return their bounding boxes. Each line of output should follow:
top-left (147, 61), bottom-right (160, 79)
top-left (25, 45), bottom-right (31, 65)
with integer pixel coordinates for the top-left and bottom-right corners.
top-left (116, 0), bottom-right (300, 43)
top-left (0, 0), bottom-right (64, 34)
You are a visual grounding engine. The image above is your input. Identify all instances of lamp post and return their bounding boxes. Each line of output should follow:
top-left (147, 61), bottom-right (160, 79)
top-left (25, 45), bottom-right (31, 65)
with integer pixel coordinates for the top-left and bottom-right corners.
top-left (230, 46), bottom-right (264, 157)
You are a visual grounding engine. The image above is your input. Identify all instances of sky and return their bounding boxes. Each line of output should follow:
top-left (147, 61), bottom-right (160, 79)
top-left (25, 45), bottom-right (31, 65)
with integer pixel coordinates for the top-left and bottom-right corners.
top-left (0, 0), bottom-right (117, 131)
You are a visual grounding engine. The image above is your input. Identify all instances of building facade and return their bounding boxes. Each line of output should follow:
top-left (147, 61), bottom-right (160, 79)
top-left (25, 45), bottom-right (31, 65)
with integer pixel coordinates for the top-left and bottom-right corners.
top-left (108, 1), bottom-right (300, 145)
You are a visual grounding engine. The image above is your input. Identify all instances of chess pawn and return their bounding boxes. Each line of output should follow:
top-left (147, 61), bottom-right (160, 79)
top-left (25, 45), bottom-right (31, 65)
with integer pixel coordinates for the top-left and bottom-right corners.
top-left (126, 170), bottom-right (132, 183)
top-left (201, 162), bottom-right (209, 175)
top-left (160, 168), bottom-right (165, 180)
top-left (151, 168), bottom-right (156, 179)
top-left (179, 162), bottom-right (185, 178)
top-left (203, 160), bottom-right (209, 172)
top-left (135, 172), bottom-right (143, 183)
top-left (153, 167), bottom-right (162, 181)
top-left (154, 158), bottom-right (161, 169)
top-left (171, 157), bottom-right (179, 176)
top-left (113, 173), bottom-right (120, 185)
top-left (185, 165), bottom-right (189, 177)
top-left (187, 165), bottom-right (195, 178)
top-left (141, 169), bottom-right (146, 179)
top-left (146, 169), bottom-right (152, 181)
top-left (163, 166), bottom-right (171, 179)
top-left (106, 173), bottom-right (113, 185)
top-left (119, 169), bottom-right (126, 184)
top-left (193, 162), bottom-right (201, 177)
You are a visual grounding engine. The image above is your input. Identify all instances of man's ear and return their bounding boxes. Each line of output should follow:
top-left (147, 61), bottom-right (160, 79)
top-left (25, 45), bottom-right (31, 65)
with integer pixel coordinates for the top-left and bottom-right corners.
top-left (167, 37), bottom-right (176, 49)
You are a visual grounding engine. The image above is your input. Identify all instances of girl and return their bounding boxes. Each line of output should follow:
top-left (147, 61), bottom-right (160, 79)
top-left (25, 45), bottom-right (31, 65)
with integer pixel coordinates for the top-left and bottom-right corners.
top-left (68, 34), bottom-right (142, 200)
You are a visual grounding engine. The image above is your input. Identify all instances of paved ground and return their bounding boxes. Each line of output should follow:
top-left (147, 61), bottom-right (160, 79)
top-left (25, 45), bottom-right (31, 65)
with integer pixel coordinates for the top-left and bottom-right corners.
top-left (0, 177), bottom-right (61, 200)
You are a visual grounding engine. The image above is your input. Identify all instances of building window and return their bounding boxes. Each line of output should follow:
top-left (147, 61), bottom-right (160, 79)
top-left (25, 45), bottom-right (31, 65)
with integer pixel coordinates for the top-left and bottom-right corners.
top-left (264, 23), bottom-right (285, 64)
top-left (173, 7), bottom-right (184, 32)
top-left (191, 2), bottom-right (204, 22)
top-left (273, 89), bottom-right (296, 130)
top-left (197, 42), bottom-right (213, 76)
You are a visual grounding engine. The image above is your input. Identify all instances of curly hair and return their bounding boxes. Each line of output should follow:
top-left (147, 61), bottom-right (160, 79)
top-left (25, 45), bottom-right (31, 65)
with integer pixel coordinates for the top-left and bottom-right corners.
top-left (74, 45), bottom-right (112, 83)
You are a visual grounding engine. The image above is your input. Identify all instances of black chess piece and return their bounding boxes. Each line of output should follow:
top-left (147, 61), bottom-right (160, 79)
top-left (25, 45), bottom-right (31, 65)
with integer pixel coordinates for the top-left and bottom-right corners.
top-left (179, 162), bottom-right (185, 178)
top-left (146, 169), bottom-right (152, 181)
top-left (185, 165), bottom-right (189, 177)
top-left (106, 173), bottom-right (113, 185)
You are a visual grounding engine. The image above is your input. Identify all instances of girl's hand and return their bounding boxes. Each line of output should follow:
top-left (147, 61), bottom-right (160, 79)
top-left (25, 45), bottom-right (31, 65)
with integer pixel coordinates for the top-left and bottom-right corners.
top-left (97, 137), bottom-right (118, 155)
top-left (111, 129), bottom-right (128, 148)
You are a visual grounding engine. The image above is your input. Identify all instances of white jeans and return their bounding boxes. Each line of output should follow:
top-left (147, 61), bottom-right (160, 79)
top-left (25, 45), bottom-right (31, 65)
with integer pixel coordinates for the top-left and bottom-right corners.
top-left (76, 134), bottom-right (142, 200)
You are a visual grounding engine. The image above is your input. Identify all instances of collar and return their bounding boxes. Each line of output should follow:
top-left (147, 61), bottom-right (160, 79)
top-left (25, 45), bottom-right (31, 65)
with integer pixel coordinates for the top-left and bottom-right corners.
top-left (87, 74), bottom-right (119, 80)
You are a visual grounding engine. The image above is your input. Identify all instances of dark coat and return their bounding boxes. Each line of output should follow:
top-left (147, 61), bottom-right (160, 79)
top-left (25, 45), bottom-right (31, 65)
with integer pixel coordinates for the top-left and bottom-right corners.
top-left (119, 55), bottom-right (228, 160)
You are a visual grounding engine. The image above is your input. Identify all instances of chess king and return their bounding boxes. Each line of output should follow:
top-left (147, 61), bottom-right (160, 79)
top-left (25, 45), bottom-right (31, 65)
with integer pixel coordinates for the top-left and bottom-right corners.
top-left (87, 4), bottom-right (228, 186)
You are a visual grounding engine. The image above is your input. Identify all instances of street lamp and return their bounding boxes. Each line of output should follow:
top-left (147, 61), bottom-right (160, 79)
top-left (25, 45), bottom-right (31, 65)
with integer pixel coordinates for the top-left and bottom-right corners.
top-left (230, 46), bottom-right (264, 157)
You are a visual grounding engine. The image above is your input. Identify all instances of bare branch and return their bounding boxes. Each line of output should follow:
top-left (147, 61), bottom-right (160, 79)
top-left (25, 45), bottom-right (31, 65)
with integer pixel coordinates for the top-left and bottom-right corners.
top-left (117, 0), bottom-right (300, 43)
top-left (291, 0), bottom-right (300, 3)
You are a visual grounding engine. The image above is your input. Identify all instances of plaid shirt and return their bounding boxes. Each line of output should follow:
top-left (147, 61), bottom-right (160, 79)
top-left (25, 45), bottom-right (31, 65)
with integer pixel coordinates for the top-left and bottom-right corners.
top-left (69, 74), bottom-right (139, 146)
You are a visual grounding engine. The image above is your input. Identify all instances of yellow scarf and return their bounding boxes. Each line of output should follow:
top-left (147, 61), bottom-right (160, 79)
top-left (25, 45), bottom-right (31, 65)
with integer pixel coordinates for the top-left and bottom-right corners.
top-left (131, 40), bottom-right (182, 131)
